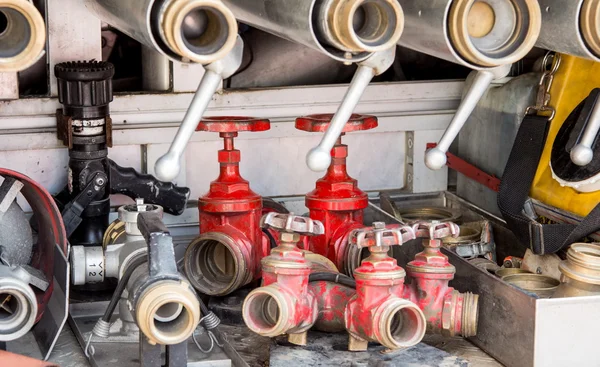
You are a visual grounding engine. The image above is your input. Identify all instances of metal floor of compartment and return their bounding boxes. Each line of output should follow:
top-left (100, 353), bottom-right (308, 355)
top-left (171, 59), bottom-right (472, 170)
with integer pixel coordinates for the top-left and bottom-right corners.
top-left (10, 324), bottom-right (501, 367)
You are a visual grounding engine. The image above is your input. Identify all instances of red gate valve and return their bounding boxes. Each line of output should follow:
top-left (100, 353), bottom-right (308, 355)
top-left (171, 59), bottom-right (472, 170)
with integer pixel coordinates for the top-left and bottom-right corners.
top-left (243, 212), bottom-right (326, 345)
top-left (184, 116), bottom-right (271, 296)
top-left (404, 221), bottom-right (479, 338)
top-left (296, 114), bottom-right (378, 273)
top-left (345, 222), bottom-right (426, 352)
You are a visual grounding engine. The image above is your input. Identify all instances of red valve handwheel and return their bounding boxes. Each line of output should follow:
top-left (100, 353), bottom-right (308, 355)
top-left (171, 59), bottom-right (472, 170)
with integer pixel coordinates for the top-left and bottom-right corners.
top-left (295, 114), bottom-right (378, 133)
top-left (196, 116), bottom-right (271, 133)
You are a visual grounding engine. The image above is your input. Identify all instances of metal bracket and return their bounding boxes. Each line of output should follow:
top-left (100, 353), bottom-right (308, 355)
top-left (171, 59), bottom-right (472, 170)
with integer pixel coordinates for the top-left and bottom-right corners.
top-left (56, 109), bottom-right (113, 149)
top-left (426, 142), bottom-right (501, 192)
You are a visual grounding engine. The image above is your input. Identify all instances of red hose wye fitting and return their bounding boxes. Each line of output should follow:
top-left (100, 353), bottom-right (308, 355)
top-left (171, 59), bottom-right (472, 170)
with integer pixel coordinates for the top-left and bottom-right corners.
top-left (184, 117), bottom-right (270, 296)
top-left (403, 222), bottom-right (479, 338)
top-left (345, 222), bottom-right (426, 351)
top-left (296, 114), bottom-right (378, 274)
top-left (243, 213), bottom-right (326, 345)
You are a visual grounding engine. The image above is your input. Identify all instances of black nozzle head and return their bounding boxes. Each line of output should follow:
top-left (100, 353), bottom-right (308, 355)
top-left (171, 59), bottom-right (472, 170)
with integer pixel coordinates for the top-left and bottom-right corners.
top-left (55, 60), bottom-right (115, 119)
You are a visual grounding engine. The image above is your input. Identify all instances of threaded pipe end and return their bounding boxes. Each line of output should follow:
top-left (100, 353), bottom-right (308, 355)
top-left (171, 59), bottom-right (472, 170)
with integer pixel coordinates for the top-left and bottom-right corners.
top-left (461, 292), bottom-right (479, 337)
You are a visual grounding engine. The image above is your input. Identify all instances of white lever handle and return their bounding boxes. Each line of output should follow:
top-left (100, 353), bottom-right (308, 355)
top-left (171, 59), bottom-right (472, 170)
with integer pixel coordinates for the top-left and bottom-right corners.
top-left (306, 48), bottom-right (396, 172)
top-left (571, 99), bottom-right (600, 166)
top-left (154, 36), bottom-right (244, 181)
top-left (425, 65), bottom-right (511, 170)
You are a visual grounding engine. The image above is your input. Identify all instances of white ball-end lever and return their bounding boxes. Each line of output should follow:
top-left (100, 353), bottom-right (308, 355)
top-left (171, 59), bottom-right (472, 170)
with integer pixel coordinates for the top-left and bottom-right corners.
top-left (571, 97), bottom-right (600, 166)
top-left (154, 36), bottom-right (244, 181)
top-left (425, 64), bottom-right (511, 170)
top-left (306, 48), bottom-right (396, 172)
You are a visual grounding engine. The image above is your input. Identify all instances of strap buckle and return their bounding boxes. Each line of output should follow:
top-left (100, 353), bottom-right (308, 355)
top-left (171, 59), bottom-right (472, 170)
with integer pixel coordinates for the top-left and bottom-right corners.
top-left (525, 52), bottom-right (561, 121)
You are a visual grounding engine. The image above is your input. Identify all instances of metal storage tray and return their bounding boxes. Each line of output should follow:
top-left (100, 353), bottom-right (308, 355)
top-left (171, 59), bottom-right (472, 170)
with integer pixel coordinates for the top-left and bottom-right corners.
top-left (372, 191), bottom-right (600, 367)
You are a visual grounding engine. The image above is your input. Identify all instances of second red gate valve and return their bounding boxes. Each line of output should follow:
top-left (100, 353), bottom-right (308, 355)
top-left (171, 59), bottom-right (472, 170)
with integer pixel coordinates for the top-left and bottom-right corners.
top-left (345, 222), bottom-right (426, 352)
top-left (296, 114), bottom-right (378, 275)
top-left (184, 116), bottom-right (271, 296)
top-left (403, 221), bottom-right (480, 337)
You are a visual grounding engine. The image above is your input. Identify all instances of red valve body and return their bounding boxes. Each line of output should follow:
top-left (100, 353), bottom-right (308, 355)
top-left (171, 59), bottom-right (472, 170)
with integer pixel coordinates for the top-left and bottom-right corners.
top-left (297, 114), bottom-right (378, 272)
top-left (185, 117), bottom-right (271, 296)
top-left (402, 239), bottom-right (478, 337)
top-left (345, 248), bottom-right (426, 351)
top-left (243, 229), bottom-right (355, 344)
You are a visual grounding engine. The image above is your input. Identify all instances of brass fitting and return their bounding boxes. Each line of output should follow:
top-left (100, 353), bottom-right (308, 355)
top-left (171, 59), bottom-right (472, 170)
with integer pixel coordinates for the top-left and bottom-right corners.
top-left (554, 243), bottom-right (600, 298)
top-left (184, 230), bottom-right (253, 296)
top-left (317, 0), bottom-right (404, 53)
top-left (135, 280), bottom-right (201, 345)
top-left (0, 0), bottom-right (46, 72)
top-left (448, 0), bottom-right (541, 67)
top-left (581, 0), bottom-right (600, 57)
top-left (242, 283), bottom-right (317, 338)
top-left (160, 0), bottom-right (238, 64)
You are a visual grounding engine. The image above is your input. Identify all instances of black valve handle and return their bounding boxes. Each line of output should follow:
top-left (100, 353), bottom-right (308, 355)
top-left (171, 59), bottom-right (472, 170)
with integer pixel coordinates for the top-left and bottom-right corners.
top-left (108, 160), bottom-right (190, 216)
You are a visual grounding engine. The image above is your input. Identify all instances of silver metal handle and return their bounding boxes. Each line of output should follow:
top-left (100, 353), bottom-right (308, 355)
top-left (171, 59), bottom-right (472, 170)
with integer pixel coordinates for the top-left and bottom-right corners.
top-left (306, 48), bottom-right (395, 172)
top-left (425, 65), bottom-right (511, 170)
top-left (154, 36), bottom-right (244, 181)
top-left (571, 99), bottom-right (600, 166)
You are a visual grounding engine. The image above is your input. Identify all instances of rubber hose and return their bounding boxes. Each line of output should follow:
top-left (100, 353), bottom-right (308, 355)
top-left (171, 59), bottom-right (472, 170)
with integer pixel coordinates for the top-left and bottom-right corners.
top-left (309, 272), bottom-right (356, 289)
top-left (101, 256), bottom-right (148, 322)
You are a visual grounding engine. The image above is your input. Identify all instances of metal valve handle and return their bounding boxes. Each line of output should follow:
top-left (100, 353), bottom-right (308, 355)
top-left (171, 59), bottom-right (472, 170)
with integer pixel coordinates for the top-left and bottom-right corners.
top-left (571, 93), bottom-right (600, 166)
top-left (196, 116), bottom-right (270, 133)
top-left (305, 48), bottom-right (395, 172)
top-left (425, 64), bottom-right (512, 170)
top-left (412, 221), bottom-right (460, 240)
top-left (351, 222), bottom-right (415, 249)
top-left (154, 36), bottom-right (244, 182)
top-left (295, 114), bottom-right (378, 133)
top-left (260, 212), bottom-right (324, 236)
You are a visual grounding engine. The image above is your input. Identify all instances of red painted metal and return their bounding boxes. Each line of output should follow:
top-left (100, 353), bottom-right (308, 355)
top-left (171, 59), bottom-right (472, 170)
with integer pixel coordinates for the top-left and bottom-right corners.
top-left (196, 117), bottom-right (271, 289)
top-left (426, 142), bottom-right (501, 192)
top-left (345, 223), bottom-right (426, 351)
top-left (0, 169), bottom-right (67, 323)
top-left (243, 213), bottom-right (355, 345)
top-left (296, 114), bottom-right (378, 271)
top-left (403, 222), bottom-right (479, 337)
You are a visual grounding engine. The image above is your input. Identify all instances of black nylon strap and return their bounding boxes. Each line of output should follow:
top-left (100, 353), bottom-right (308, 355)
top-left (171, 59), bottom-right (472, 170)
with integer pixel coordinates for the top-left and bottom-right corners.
top-left (498, 114), bottom-right (600, 254)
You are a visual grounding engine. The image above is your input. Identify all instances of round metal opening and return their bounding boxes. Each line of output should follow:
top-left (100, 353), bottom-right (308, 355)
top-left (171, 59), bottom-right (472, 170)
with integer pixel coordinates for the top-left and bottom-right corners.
top-left (245, 292), bottom-right (281, 332)
top-left (0, 289), bottom-right (31, 339)
top-left (154, 302), bottom-right (183, 323)
top-left (449, 0), bottom-right (540, 66)
top-left (185, 237), bottom-right (242, 295)
top-left (0, 11), bottom-right (8, 36)
top-left (180, 7), bottom-right (230, 56)
top-left (0, 7), bottom-right (32, 59)
top-left (0, 293), bottom-right (20, 322)
top-left (388, 306), bottom-right (424, 346)
top-left (152, 302), bottom-right (191, 339)
top-left (351, 1), bottom-right (398, 48)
